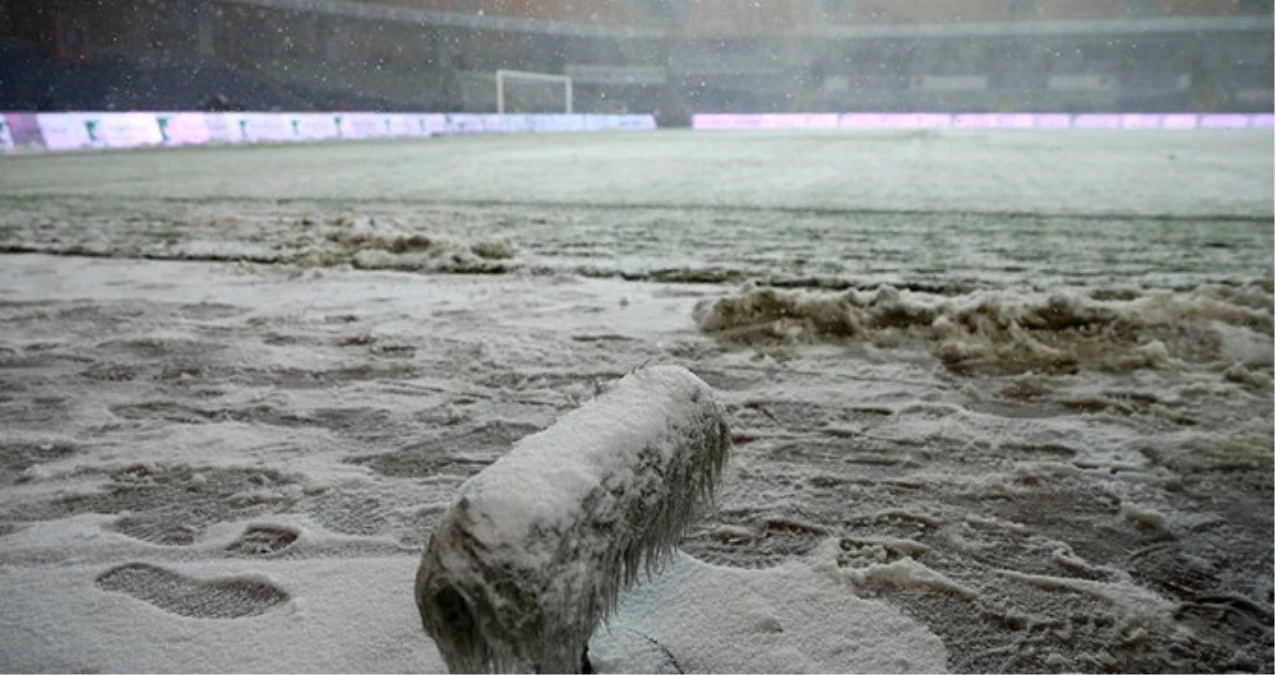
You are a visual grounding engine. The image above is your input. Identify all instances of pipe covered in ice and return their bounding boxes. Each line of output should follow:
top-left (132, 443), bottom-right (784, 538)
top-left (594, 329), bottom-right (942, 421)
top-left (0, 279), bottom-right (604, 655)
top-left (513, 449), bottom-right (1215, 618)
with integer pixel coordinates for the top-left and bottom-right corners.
top-left (415, 365), bottom-right (732, 674)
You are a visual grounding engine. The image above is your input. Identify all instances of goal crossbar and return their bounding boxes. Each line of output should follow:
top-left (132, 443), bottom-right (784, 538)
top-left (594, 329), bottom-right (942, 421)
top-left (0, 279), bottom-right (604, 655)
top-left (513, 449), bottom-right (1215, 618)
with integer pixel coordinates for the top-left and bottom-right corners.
top-left (496, 69), bottom-right (573, 114)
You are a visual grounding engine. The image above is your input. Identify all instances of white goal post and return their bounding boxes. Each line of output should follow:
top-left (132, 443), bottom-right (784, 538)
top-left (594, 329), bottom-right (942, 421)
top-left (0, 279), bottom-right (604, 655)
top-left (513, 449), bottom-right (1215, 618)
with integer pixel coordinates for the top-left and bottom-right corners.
top-left (496, 69), bottom-right (573, 114)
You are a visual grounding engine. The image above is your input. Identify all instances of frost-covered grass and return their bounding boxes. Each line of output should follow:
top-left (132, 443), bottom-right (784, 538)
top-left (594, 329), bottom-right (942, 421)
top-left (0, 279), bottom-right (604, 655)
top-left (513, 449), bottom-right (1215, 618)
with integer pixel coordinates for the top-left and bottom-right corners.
top-left (2, 131), bottom-right (1271, 293)
top-left (1, 130), bottom-right (1271, 217)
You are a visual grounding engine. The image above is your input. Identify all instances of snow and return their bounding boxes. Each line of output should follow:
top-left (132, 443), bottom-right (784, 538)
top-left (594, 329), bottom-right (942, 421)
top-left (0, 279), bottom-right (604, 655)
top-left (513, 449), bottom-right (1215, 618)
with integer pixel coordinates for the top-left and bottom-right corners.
top-left (453, 366), bottom-right (726, 547)
top-left (0, 131), bottom-right (1269, 219)
top-left (0, 556), bottom-right (432, 673)
top-left (0, 130), bottom-right (1271, 673)
top-left (0, 552), bottom-right (947, 674)
top-left (592, 551), bottom-right (948, 674)
top-left (692, 282), bottom-right (1274, 375)
top-left (0, 253), bottom-right (957, 673)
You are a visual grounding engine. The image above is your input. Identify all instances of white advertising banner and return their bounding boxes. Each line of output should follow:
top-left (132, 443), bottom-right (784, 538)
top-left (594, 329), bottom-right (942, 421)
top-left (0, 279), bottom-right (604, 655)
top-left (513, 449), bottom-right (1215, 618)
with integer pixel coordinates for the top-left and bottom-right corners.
top-left (416, 114), bottom-right (447, 137)
top-left (0, 117), bottom-right (14, 150)
top-left (203, 113), bottom-right (248, 144)
top-left (6, 112), bottom-right (657, 153)
top-left (97, 112), bottom-right (164, 148)
top-left (237, 113), bottom-right (293, 143)
top-left (37, 113), bottom-right (101, 151)
top-left (288, 113), bottom-right (341, 141)
top-left (441, 114), bottom-right (481, 135)
top-left (341, 113), bottom-right (385, 139)
top-left (155, 113), bottom-right (212, 146)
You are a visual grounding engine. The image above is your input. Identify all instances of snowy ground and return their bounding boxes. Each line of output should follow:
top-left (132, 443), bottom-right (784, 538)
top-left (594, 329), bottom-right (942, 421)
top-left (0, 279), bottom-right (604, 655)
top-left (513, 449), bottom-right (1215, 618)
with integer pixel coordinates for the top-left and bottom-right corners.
top-left (0, 130), bottom-right (1272, 673)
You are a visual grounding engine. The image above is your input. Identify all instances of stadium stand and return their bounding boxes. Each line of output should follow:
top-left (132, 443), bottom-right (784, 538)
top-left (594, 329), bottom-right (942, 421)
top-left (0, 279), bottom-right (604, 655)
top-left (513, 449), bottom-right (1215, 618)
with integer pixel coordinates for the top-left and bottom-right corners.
top-left (1, 0), bottom-right (1270, 116)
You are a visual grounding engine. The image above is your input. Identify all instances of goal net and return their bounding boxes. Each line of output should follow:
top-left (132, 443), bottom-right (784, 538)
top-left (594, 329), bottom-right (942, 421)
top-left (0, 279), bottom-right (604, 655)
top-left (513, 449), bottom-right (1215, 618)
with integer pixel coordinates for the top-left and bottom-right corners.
top-left (496, 70), bottom-right (574, 114)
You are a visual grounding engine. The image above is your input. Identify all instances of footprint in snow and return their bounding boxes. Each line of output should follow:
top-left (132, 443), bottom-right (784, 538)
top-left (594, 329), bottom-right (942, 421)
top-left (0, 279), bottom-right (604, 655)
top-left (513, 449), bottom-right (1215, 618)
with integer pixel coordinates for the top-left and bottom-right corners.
top-left (95, 563), bottom-right (288, 619)
top-left (225, 524), bottom-right (299, 556)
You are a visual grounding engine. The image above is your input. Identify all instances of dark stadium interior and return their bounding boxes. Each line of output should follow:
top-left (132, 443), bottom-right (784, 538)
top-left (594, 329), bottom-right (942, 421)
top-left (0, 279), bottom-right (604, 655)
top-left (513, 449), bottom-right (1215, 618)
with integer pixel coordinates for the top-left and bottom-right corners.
top-left (1, 0), bottom-right (1271, 119)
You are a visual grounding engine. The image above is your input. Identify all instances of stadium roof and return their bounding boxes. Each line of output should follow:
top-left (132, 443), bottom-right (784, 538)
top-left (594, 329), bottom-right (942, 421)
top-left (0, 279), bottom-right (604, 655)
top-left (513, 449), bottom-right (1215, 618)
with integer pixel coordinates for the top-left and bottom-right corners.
top-left (216, 0), bottom-right (1271, 40)
top-left (217, 0), bottom-right (665, 38)
top-left (815, 13), bottom-right (1272, 39)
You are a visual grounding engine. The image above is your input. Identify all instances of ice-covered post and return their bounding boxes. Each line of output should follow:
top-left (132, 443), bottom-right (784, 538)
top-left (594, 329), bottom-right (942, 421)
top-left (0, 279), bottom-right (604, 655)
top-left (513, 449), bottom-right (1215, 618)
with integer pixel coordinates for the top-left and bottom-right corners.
top-left (415, 365), bottom-right (731, 674)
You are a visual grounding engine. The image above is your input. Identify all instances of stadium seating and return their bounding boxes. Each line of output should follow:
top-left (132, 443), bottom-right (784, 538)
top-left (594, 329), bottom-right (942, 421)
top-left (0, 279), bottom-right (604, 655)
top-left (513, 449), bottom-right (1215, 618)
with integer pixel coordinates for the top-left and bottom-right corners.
top-left (0, 40), bottom-right (408, 112)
